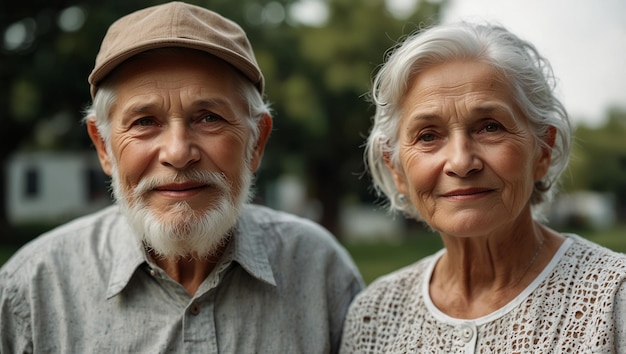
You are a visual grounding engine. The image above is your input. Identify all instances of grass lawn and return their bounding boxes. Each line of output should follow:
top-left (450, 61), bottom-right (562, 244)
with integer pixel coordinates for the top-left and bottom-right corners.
top-left (345, 225), bottom-right (626, 284)
top-left (1, 225), bottom-right (625, 284)
top-left (0, 246), bottom-right (20, 266)
top-left (343, 232), bottom-right (443, 284)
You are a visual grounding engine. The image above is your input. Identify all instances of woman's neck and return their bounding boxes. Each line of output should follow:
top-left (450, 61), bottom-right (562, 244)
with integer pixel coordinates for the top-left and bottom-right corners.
top-left (429, 223), bottom-right (564, 319)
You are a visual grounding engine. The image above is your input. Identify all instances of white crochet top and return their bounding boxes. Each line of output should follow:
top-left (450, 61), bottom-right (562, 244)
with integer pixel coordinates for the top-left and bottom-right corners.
top-left (340, 234), bottom-right (626, 353)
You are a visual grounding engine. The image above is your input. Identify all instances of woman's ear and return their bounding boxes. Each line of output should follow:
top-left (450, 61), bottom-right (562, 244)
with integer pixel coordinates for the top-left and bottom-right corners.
top-left (383, 150), bottom-right (409, 196)
top-left (534, 125), bottom-right (556, 181)
top-left (87, 119), bottom-right (113, 176)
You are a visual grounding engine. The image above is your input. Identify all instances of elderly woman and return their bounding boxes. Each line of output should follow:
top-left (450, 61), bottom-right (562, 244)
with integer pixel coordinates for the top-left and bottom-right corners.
top-left (340, 22), bottom-right (626, 353)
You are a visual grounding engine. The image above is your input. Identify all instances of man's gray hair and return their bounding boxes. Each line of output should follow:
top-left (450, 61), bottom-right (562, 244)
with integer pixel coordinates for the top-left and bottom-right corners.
top-left (83, 48), bottom-right (272, 160)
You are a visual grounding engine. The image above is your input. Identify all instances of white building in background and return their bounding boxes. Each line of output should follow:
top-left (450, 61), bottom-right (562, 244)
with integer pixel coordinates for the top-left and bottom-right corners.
top-left (268, 174), bottom-right (404, 242)
top-left (547, 190), bottom-right (616, 230)
top-left (6, 151), bottom-right (111, 224)
top-left (6, 152), bottom-right (617, 239)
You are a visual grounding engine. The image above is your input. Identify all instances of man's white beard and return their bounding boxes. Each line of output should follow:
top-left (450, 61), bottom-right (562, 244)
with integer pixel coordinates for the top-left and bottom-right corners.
top-left (110, 164), bottom-right (252, 260)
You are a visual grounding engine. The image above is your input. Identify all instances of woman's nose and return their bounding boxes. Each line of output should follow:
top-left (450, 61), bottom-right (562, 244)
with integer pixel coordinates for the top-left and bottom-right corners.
top-left (443, 134), bottom-right (483, 177)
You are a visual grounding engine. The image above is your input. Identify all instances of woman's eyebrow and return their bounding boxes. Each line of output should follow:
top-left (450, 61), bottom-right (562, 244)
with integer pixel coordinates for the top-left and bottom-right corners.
top-left (471, 104), bottom-right (514, 116)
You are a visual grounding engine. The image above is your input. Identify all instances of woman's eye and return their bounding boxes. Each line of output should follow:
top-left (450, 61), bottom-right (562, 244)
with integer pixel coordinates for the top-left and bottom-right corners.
top-left (481, 122), bottom-right (502, 133)
top-left (201, 113), bottom-right (225, 123)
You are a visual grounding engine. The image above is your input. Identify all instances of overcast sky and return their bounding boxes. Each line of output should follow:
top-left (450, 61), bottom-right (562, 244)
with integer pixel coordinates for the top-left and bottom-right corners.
top-left (439, 0), bottom-right (626, 127)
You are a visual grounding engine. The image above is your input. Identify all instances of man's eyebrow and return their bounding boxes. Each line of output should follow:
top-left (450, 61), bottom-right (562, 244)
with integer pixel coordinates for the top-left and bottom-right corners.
top-left (126, 103), bottom-right (157, 114)
top-left (121, 98), bottom-right (234, 114)
top-left (191, 98), bottom-right (232, 109)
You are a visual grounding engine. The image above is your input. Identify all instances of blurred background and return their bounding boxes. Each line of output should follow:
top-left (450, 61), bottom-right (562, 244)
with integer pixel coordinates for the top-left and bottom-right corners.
top-left (2, 0), bottom-right (625, 282)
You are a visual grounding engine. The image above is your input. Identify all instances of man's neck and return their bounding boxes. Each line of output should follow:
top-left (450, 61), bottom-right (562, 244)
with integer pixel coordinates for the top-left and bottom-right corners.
top-left (150, 243), bottom-right (228, 296)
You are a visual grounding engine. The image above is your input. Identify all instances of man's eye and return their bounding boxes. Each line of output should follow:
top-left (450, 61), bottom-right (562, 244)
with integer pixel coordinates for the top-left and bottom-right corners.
top-left (135, 118), bottom-right (156, 126)
top-left (419, 133), bottom-right (436, 142)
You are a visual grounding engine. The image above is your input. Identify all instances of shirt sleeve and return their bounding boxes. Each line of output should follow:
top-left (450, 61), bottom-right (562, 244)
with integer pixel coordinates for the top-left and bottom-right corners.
top-left (0, 262), bottom-right (33, 354)
top-left (331, 265), bottom-right (365, 354)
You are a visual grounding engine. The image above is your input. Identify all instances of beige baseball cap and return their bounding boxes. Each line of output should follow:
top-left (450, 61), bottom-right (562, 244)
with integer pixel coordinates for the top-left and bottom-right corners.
top-left (88, 1), bottom-right (264, 98)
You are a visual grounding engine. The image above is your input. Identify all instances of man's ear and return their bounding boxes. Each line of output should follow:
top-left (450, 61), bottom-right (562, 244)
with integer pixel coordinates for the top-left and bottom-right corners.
top-left (86, 119), bottom-right (113, 176)
top-left (383, 150), bottom-right (408, 196)
top-left (534, 125), bottom-right (557, 181)
top-left (249, 113), bottom-right (273, 172)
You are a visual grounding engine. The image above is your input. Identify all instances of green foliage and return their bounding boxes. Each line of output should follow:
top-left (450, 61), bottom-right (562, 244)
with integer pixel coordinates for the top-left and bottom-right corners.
top-left (10, 79), bottom-right (40, 120)
top-left (564, 108), bottom-right (626, 207)
top-left (344, 224), bottom-right (626, 284)
top-left (5, 225), bottom-right (626, 284)
top-left (345, 234), bottom-right (443, 284)
top-left (254, 0), bottom-right (444, 233)
top-left (0, 246), bottom-right (20, 267)
top-left (1, 0), bottom-right (445, 236)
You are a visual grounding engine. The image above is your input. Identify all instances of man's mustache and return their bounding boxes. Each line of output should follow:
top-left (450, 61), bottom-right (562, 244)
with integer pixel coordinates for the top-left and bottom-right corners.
top-left (132, 170), bottom-right (231, 198)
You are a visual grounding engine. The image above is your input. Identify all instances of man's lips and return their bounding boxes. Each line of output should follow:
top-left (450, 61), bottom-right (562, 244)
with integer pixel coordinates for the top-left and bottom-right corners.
top-left (153, 182), bottom-right (208, 192)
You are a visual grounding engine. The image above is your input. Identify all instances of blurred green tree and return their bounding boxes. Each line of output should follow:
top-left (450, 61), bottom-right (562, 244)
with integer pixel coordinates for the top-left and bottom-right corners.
top-left (1, 0), bottom-right (444, 240)
top-left (254, 0), bottom-right (444, 234)
top-left (1, 0), bottom-right (167, 242)
top-left (563, 107), bottom-right (626, 220)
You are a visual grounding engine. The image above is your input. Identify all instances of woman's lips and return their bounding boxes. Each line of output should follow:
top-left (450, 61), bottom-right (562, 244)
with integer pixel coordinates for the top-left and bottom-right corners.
top-left (441, 188), bottom-right (494, 200)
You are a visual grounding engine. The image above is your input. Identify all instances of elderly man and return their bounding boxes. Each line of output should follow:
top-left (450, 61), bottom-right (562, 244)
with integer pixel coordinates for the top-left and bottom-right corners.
top-left (0, 2), bottom-right (364, 353)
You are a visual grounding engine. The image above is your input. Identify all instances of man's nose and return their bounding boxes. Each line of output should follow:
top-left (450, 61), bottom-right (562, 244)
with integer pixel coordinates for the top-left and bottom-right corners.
top-left (158, 123), bottom-right (200, 169)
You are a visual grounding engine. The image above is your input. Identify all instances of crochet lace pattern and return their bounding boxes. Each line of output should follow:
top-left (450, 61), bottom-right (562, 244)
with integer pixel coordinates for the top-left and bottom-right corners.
top-left (340, 235), bottom-right (626, 353)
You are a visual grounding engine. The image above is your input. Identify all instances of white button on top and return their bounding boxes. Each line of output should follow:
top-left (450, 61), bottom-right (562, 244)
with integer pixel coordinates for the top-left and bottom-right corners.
top-left (460, 325), bottom-right (474, 342)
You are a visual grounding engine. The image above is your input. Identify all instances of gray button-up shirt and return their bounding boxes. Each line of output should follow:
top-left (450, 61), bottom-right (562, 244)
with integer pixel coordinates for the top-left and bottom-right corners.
top-left (0, 204), bottom-right (364, 353)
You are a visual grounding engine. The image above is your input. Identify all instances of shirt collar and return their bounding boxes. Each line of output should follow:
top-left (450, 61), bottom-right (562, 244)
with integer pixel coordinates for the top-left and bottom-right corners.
top-left (229, 205), bottom-right (277, 286)
top-left (106, 207), bottom-right (147, 299)
top-left (105, 204), bottom-right (277, 299)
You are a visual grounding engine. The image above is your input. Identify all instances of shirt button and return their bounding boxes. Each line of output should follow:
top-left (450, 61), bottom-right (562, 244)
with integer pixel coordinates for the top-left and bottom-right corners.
top-left (189, 302), bottom-right (201, 316)
top-left (460, 325), bottom-right (474, 342)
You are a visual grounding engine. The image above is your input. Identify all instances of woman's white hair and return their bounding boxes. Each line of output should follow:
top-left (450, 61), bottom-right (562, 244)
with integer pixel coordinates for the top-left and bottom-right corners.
top-left (83, 48), bottom-right (272, 160)
top-left (366, 22), bottom-right (572, 220)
